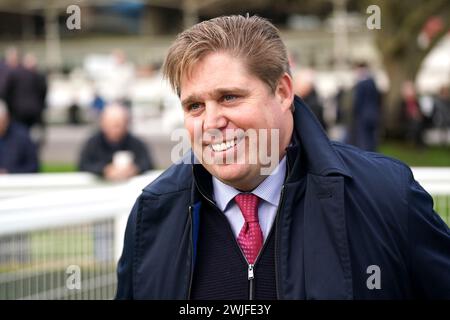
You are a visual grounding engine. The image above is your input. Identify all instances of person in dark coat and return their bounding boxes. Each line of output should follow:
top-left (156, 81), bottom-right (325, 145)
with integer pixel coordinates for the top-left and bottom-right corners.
top-left (352, 62), bottom-right (381, 152)
top-left (294, 69), bottom-right (327, 131)
top-left (398, 81), bottom-right (425, 148)
top-left (0, 61), bottom-right (10, 101)
top-left (79, 103), bottom-right (153, 181)
top-left (0, 100), bottom-right (38, 173)
top-left (5, 53), bottom-right (47, 130)
top-left (0, 47), bottom-right (19, 104)
top-left (433, 85), bottom-right (450, 144)
top-left (116, 15), bottom-right (450, 300)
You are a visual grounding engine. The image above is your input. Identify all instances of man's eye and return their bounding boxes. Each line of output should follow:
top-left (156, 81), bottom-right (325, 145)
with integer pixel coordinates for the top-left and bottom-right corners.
top-left (223, 95), bottom-right (237, 102)
top-left (188, 103), bottom-right (202, 111)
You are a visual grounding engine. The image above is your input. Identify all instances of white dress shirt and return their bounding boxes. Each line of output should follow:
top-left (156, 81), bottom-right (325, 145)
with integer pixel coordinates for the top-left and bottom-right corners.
top-left (212, 156), bottom-right (287, 242)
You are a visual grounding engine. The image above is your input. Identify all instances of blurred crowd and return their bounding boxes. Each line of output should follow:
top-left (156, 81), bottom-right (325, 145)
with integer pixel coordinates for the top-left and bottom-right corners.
top-left (0, 47), bottom-right (46, 174)
top-left (0, 47), bottom-right (155, 179)
top-left (0, 47), bottom-right (47, 133)
top-left (0, 45), bottom-right (449, 177)
top-left (294, 62), bottom-right (450, 152)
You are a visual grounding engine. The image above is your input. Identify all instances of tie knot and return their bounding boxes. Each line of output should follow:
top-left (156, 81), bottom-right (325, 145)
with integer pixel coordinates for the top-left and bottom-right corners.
top-left (234, 193), bottom-right (259, 223)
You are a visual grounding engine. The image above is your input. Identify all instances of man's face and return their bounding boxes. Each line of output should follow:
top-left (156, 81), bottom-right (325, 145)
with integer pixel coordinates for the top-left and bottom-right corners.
top-left (101, 109), bottom-right (128, 144)
top-left (180, 52), bottom-right (294, 191)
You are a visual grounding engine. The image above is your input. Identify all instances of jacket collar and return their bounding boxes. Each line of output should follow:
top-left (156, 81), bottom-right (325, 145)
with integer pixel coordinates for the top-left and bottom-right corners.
top-left (290, 95), bottom-right (353, 179)
top-left (282, 98), bottom-right (354, 300)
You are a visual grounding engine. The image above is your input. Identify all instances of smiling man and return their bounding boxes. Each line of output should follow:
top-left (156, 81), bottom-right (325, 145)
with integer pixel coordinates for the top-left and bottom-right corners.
top-left (181, 51), bottom-right (292, 191)
top-left (116, 15), bottom-right (450, 300)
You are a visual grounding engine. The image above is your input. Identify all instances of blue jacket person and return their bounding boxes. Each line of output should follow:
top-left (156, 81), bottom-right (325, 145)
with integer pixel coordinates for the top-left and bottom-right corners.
top-left (115, 15), bottom-right (450, 299)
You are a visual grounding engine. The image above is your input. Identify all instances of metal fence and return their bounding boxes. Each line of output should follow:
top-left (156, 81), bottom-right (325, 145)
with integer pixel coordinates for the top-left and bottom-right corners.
top-left (0, 171), bottom-right (162, 300)
top-left (0, 220), bottom-right (115, 299)
top-left (0, 168), bottom-right (448, 300)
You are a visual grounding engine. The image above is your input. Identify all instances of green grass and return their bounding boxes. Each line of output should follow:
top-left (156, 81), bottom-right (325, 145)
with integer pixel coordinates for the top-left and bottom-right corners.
top-left (379, 141), bottom-right (450, 167)
top-left (40, 163), bottom-right (77, 173)
top-left (31, 229), bottom-right (94, 261)
top-left (39, 141), bottom-right (449, 173)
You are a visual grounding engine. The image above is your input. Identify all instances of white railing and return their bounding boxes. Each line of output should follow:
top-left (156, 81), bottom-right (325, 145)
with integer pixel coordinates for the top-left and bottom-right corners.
top-left (408, 168), bottom-right (450, 196)
top-left (0, 171), bottom-right (162, 300)
top-left (0, 171), bottom-right (163, 260)
top-left (0, 168), bottom-right (448, 300)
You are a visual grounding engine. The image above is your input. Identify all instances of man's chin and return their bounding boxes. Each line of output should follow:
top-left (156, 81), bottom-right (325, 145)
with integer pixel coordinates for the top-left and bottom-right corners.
top-left (205, 163), bottom-right (257, 188)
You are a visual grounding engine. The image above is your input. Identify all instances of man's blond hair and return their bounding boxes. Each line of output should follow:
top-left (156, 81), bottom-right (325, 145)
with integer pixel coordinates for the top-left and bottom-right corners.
top-left (163, 15), bottom-right (290, 95)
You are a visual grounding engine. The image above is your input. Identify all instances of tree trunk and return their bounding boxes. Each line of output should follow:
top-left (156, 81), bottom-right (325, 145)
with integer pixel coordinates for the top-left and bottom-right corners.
top-left (360, 0), bottom-right (450, 135)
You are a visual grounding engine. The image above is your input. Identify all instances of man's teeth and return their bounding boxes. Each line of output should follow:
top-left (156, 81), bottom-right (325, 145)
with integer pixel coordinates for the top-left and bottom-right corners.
top-left (211, 139), bottom-right (237, 152)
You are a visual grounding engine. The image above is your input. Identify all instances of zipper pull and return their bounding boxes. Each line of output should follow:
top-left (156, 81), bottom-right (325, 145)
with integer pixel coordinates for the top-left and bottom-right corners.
top-left (248, 264), bottom-right (254, 280)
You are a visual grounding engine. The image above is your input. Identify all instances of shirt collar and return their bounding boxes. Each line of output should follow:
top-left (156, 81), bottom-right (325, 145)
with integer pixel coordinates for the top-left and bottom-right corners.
top-left (212, 156), bottom-right (287, 211)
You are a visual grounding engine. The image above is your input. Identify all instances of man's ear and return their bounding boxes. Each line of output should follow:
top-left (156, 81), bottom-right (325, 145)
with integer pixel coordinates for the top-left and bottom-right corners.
top-left (275, 72), bottom-right (294, 112)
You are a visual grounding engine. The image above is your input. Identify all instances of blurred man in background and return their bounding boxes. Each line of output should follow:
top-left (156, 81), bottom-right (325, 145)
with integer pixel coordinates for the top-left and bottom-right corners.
top-left (0, 100), bottom-right (39, 174)
top-left (4, 52), bottom-right (47, 133)
top-left (335, 84), bottom-right (354, 144)
top-left (399, 81), bottom-right (424, 149)
top-left (352, 62), bottom-right (381, 151)
top-left (432, 85), bottom-right (450, 145)
top-left (294, 69), bottom-right (327, 131)
top-left (78, 103), bottom-right (153, 181)
top-left (0, 47), bottom-right (19, 104)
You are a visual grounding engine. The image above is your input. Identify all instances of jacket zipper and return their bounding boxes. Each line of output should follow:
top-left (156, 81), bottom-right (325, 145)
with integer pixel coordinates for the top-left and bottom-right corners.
top-left (248, 264), bottom-right (254, 300)
top-left (190, 149), bottom-right (291, 299)
top-left (187, 205), bottom-right (194, 299)
top-left (194, 180), bottom-right (280, 300)
top-left (193, 183), bottom-right (255, 299)
top-left (246, 215), bottom-right (280, 300)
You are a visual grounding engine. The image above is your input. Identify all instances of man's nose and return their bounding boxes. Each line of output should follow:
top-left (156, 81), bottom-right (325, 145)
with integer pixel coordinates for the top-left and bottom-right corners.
top-left (203, 102), bottom-right (227, 131)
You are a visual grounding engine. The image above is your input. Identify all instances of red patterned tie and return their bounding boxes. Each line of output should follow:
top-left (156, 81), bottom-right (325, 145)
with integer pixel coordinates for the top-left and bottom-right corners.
top-left (235, 193), bottom-right (263, 265)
